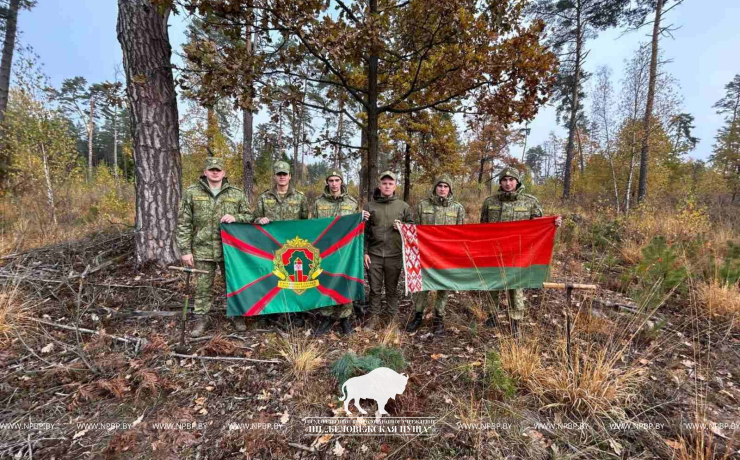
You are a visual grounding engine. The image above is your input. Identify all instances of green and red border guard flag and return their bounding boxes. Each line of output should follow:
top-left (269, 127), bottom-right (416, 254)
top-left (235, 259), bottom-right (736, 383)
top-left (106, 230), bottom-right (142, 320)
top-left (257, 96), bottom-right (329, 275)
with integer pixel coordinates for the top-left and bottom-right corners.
top-left (222, 214), bottom-right (365, 316)
top-left (399, 217), bottom-right (557, 294)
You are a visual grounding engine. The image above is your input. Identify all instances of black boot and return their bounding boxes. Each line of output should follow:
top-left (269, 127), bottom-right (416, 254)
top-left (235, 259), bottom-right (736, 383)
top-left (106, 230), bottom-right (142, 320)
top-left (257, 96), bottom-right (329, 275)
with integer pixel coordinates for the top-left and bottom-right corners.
top-left (406, 312), bottom-right (423, 333)
top-left (339, 317), bottom-right (353, 336)
top-left (313, 317), bottom-right (333, 337)
top-left (432, 314), bottom-right (445, 336)
top-left (484, 314), bottom-right (498, 328)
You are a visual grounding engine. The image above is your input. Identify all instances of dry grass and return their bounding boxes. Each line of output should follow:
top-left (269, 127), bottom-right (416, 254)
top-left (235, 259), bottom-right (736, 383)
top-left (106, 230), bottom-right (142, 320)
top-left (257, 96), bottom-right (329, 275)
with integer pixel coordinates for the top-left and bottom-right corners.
top-left (497, 337), bottom-right (542, 384)
top-left (526, 341), bottom-right (645, 417)
top-left (379, 321), bottom-right (402, 347)
top-left (697, 281), bottom-right (740, 318)
top-left (619, 239), bottom-right (646, 265)
top-left (0, 281), bottom-right (32, 343)
top-left (272, 335), bottom-right (324, 382)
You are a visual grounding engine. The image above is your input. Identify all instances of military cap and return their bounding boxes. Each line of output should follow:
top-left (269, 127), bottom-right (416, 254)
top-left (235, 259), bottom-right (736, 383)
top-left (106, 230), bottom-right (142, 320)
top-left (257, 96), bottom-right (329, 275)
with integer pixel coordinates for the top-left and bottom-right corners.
top-left (378, 170), bottom-right (397, 182)
top-left (326, 169), bottom-right (344, 183)
top-left (497, 166), bottom-right (521, 183)
top-left (274, 161), bottom-right (291, 175)
top-left (204, 157), bottom-right (224, 171)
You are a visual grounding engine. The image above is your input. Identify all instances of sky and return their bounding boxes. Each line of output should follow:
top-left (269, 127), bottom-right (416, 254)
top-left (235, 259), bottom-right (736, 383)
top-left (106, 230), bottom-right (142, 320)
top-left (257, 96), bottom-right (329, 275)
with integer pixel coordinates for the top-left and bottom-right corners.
top-left (15, 0), bottom-right (740, 162)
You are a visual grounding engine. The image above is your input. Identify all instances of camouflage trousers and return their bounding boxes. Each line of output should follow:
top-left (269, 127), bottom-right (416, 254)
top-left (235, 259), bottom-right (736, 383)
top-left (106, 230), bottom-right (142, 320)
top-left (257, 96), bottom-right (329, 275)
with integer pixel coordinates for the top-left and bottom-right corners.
top-left (194, 260), bottom-right (226, 315)
top-left (317, 302), bottom-right (353, 319)
top-left (502, 289), bottom-right (526, 321)
top-left (413, 290), bottom-right (449, 317)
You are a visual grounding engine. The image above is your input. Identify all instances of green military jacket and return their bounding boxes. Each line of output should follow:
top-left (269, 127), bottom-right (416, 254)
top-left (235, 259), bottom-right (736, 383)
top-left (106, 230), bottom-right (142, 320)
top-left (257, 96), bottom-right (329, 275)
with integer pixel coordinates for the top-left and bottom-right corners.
top-left (312, 185), bottom-right (359, 218)
top-left (415, 176), bottom-right (465, 226)
top-left (480, 184), bottom-right (543, 223)
top-left (253, 186), bottom-right (309, 222)
top-left (177, 176), bottom-right (252, 262)
top-left (363, 189), bottom-right (414, 258)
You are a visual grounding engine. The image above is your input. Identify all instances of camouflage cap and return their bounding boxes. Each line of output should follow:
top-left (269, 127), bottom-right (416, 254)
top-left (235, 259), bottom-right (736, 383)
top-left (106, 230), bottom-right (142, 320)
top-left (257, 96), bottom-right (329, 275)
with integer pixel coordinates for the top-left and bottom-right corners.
top-left (326, 169), bottom-right (344, 183)
top-left (378, 170), bottom-right (397, 182)
top-left (274, 161), bottom-right (291, 175)
top-left (204, 157), bottom-right (224, 171)
top-left (497, 166), bottom-right (521, 183)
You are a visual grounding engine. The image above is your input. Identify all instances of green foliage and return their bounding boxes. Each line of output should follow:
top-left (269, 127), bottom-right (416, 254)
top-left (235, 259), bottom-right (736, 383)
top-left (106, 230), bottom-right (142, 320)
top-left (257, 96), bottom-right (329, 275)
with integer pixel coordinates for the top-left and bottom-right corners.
top-left (630, 236), bottom-right (687, 309)
top-left (587, 218), bottom-right (624, 249)
top-left (365, 346), bottom-right (407, 373)
top-left (708, 241), bottom-right (740, 287)
top-left (331, 346), bottom-right (407, 387)
top-left (484, 350), bottom-right (516, 400)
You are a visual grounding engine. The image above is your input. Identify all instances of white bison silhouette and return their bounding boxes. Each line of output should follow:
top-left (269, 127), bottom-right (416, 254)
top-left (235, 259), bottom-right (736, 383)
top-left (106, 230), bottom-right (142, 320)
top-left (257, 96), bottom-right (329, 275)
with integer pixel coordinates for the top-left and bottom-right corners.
top-left (339, 367), bottom-right (409, 418)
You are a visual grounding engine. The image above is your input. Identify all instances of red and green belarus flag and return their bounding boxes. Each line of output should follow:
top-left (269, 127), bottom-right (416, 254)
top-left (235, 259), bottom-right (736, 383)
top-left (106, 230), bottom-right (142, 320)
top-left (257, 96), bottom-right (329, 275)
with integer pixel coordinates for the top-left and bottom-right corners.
top-left (222, 214), bottom-right (365, 316)
top-left (399, 217), bottom-right (556, 294)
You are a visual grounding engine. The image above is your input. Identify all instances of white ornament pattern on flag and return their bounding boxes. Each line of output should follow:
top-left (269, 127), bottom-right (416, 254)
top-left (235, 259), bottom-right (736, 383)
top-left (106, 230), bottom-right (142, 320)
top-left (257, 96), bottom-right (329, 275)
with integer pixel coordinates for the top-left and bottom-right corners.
top-left (399, 223), bottom-right (422, 293)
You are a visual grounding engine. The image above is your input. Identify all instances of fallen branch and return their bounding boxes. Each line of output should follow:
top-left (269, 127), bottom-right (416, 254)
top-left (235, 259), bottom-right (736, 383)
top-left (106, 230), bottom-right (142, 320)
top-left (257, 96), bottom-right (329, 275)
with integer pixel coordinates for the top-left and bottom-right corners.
top-left (170, 352), bottom-right (281, 364)
top-left (288, 442), bottom-right (315, 453)
top-left (28, 317), bottom-right (148, 349)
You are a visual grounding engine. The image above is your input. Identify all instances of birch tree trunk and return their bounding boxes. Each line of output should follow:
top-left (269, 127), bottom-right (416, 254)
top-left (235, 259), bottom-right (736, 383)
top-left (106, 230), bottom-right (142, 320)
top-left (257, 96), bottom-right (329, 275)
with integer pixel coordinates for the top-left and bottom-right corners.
top-left (88, 96), bottom-right (95, 181)
top-left (117, 0), bottom-right (182, 265)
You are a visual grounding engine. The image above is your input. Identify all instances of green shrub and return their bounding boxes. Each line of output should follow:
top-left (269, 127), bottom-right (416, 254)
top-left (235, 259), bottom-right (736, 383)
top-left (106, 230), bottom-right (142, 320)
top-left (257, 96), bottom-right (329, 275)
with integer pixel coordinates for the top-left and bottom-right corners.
top-left (484, 350), bottom-right (516, 400)
top-left (708, 241), bottom-right (740, 287)
top-left (331, 346), bottom-right (407, 387)
top-left (630, 236), bottom-right (687, 309)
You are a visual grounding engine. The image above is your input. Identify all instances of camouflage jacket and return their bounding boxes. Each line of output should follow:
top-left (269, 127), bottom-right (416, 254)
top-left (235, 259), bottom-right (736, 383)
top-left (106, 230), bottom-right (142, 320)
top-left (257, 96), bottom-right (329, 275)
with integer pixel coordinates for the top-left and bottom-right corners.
top-left (177, 176), bottom-right (252, 261)
top-left (480, 184), bottom-right (543, 223)
top-left (252, 186), bottom-right (309, 222)
top-left (312, 185), bottom-right (359, 219)
top-left (363, 189), bottom-right (414, 258)
top-left (415, 177), bottom-right (465, 226)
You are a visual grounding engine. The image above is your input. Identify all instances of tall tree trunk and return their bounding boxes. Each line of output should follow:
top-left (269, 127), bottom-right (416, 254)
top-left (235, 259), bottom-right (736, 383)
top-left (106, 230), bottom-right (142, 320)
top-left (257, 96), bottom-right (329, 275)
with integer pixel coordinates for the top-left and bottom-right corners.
top-left (242, 19), bottom-right (254, 202)
top-left (477, 154), bottom-right (486, 196)
top-left (117, 0), bottom-right (181, 265)
top-left (625, 127), bottom-right (637, 214)
top-left (360, 126), bottom-right (368, 201)
top-left (206, 105), bottom-right (216, 152)
top-left (40, 141), bottom-right (57, 226)
top-left (365, 0), bottom-right (379, 202)
top-left (637, 0), bottom-right (664, 203)
top-left (0, 0), bottom-right (19, 129)
top-left (562, 1), bottom-right (582, 200)
top-left (334, 99), bottom-right (345, 169)
top-left (403, 141), bottom-right (411, 202)
top-left (576, 126), bottom-right (584, 175)
top-left (113, 107), bottom-right (119, 178)
top-left (88, 96), bottom-right (95, 181)
top-left (291, 101), bottom-right (300, 181)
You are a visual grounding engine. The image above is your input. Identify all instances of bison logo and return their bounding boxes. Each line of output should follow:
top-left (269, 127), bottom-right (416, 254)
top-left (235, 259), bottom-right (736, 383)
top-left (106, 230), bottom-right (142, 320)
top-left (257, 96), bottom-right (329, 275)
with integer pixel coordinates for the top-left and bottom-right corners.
top-left (339, 367), bottom-right (409, 420)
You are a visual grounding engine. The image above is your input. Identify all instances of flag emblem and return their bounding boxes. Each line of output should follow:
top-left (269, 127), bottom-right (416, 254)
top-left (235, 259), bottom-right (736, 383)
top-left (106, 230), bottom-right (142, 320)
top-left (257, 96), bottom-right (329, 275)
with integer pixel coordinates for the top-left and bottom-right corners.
top-left (272, 237), bottom-right (323, 294)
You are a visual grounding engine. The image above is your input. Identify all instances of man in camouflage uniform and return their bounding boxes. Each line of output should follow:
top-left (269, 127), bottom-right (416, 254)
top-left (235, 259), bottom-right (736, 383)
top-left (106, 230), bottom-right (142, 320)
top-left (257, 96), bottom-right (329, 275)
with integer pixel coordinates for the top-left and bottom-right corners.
top-left (406, 174), bottom-right (465, 336)
top-left (253, 160), bottom-right (309, 327)
top-left (311, 170), bottom-right (369, 336)
top-left (177, 157), bottom-right (253, 337)
top-left (480, 166), bottom-right (561, 337)
top-left (363, 171), bottom-right (414, 331)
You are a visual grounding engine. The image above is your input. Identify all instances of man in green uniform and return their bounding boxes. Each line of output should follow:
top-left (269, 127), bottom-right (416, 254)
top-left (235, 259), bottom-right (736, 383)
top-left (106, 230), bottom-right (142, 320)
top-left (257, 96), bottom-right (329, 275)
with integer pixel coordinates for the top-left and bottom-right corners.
top-left (480, 166), bottom-right (561, 337)
top-left (311, 170), bottom-right (370, 336)
top-left (363, 171), bottom-right (414, 330)
top-left (405, 174), bottom-right (465, 336)
top-left (253, 160), bottom-right (310, 327)
top-left (177, 157), bottom-right (253, 337)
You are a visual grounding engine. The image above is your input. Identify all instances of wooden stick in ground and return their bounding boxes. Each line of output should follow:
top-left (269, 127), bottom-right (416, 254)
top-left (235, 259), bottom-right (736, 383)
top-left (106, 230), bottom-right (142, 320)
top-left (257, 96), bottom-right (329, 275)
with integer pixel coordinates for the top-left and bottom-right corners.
top-left (543, 282), bottom-right (598, 290)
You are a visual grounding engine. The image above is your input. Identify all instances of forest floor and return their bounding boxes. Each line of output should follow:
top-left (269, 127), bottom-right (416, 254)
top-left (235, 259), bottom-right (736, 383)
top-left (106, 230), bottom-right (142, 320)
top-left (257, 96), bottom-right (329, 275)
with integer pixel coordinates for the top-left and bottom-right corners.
top-left (1, 227), bottom-right (739, 459)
